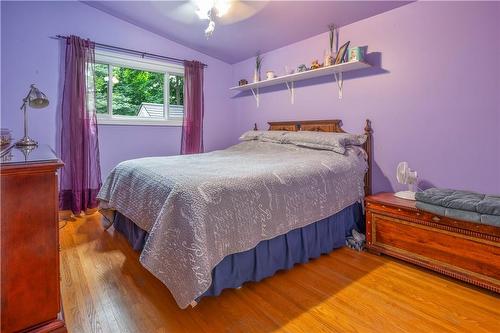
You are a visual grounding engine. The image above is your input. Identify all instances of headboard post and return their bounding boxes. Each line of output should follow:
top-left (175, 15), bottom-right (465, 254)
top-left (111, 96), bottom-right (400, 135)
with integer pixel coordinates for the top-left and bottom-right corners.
top-left (363, 119), bottom-right (373, 196)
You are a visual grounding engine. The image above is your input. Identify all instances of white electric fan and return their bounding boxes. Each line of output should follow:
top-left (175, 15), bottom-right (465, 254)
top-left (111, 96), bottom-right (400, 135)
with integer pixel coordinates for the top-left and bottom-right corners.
top-left (395, 162), bottom-right (418, 200)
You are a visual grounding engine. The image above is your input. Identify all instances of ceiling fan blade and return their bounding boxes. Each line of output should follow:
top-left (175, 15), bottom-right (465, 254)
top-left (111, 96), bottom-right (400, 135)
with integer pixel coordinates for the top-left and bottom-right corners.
top-left (218, 1), bottom-right (269, 24)
top-left (151, 1), bottom-right (199, 24)
top-left (152, 1), bottom-right (269, 25)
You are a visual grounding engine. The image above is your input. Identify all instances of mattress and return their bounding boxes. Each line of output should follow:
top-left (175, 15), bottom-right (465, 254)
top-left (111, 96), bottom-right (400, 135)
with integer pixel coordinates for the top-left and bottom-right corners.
top-left (98, 140), bottom-right (367, 308)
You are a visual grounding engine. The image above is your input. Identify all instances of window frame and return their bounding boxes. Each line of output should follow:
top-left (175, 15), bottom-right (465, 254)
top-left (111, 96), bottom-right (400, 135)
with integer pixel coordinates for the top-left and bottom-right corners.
top-left (94, 49), bottom-right (184, 126)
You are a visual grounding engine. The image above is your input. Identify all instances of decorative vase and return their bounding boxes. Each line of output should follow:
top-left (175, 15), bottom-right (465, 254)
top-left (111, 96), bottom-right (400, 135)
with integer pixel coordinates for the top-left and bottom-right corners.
top-left (253, 69), bottom-right (260, 83)
top-left (324, 51), bottom-right (334, 67)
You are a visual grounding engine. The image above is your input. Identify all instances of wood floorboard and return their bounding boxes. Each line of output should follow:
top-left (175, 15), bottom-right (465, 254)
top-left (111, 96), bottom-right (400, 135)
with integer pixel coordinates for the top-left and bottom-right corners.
top-left (59, 213), bottom-right (500, 333)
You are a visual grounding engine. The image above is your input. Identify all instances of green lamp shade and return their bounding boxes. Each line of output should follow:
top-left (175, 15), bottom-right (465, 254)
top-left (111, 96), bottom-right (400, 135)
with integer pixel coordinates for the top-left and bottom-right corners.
top-left (28, 85), bottom-right (49, 108)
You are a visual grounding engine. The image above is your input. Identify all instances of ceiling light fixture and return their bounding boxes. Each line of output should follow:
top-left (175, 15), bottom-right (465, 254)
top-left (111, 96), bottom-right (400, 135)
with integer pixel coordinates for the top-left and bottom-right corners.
top-left (194, 0), bottom-right (231, 38)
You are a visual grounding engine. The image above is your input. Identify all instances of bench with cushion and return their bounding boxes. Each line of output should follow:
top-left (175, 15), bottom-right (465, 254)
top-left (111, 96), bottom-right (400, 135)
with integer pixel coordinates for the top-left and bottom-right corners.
top-left (415, 188), bottom-right (500, 227)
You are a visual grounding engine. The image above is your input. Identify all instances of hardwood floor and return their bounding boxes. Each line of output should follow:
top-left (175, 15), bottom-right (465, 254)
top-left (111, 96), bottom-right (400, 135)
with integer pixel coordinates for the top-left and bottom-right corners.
top-left (59, 213), bottom-right (500, 333)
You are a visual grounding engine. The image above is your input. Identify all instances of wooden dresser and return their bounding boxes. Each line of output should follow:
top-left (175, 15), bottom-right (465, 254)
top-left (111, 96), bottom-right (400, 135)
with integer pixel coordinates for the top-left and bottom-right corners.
top-left (1, 145), bottom-right (66, 332)
top-left (365, 193), bottom-right (500, 293)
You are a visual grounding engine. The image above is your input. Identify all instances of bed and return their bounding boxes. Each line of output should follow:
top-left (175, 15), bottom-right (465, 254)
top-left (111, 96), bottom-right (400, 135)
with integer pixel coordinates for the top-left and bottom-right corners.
top-left (98, 119), bottom-right (373, 308)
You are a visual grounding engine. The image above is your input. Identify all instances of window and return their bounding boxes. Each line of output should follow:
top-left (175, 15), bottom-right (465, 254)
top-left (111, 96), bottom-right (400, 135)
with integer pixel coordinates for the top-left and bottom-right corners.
top-left (94, 50), bottom-right (184, 126)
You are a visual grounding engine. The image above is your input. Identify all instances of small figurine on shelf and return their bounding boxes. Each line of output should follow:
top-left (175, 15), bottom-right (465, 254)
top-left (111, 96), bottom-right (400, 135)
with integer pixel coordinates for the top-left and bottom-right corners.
top-left (238, 79), bottom-right (248, 86)
top-left (266, 71), bottom-right (276, 80)
top-left (297, 64), bottom-right (308, 72)
top-left (310, 60), bottom-right (321, 70)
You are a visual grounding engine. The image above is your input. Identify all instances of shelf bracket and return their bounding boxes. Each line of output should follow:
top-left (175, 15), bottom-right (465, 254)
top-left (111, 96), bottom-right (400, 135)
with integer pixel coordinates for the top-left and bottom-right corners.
top-left (333, 72), bottom-right (343, 99)
top-left (285, 81), bottom-right (295, 104)
top-left (251, 87), bottom-right (260, 107)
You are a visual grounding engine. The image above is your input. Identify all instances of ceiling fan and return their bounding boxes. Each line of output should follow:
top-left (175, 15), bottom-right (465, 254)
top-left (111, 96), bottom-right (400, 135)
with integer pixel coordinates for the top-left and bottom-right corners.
top-left (195, 0), bottom-right (231, 37)
top-left (156, 1), bottom-right (269, 38)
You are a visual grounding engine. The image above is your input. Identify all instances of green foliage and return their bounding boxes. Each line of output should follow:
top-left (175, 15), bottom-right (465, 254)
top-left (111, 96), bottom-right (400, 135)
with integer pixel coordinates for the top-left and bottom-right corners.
top-left (112, 66), bottom-right (164, 116)
top-left (94, 63), bottom-right (184, 116)
top-left (95, 64), bottom-right (108, 114)
top-left (169, 75), bottom-right (184, 106)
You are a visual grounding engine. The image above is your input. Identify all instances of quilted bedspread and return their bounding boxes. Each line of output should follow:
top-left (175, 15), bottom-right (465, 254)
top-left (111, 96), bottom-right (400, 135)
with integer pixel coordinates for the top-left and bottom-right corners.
top-left (97, 140), bottom-right (367, 308)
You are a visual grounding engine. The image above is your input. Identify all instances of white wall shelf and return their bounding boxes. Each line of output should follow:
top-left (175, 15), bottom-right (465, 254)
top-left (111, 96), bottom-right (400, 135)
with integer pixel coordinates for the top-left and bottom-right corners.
top-left (230, 60), bottom-right (371, 106)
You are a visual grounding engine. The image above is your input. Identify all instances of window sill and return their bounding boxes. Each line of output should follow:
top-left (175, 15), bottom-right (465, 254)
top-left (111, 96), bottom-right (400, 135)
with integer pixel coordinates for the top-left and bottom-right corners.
top-left (96, 116), bottom-right (183, 127)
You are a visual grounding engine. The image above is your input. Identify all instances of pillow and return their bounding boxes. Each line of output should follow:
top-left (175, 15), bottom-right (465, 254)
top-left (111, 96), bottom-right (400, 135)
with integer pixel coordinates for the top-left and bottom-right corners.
top-left (336, 133), bottom-right (367, 146)
top-left (239, 130), bottom-right (264, 141)
top-left (260, 131), bottom-right (288, 143)
top-left (282, 131), bottom-right (367, 154)
top-left (239, 130), bottom-right (288, 143)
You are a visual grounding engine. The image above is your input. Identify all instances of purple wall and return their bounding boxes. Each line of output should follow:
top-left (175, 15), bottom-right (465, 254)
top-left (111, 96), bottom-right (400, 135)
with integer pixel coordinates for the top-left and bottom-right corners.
top-left (231, 2), bottom-right (500, 194)
top-left (1, 0), bottom-right (237, 178)
top-left (2, 1), bottom-right (499, 195)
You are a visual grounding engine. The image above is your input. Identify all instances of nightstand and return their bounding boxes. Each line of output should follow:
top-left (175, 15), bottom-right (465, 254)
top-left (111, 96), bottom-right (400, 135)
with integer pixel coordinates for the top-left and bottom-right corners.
top-left (365, 192), bottom-right (500, 293)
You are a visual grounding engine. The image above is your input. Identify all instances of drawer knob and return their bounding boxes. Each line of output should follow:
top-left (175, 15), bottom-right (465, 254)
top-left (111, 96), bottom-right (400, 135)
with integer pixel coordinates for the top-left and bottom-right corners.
top-left (397, 208), bottom-right (402, 212)
top-left (432, 216), bottom-right (441, 222)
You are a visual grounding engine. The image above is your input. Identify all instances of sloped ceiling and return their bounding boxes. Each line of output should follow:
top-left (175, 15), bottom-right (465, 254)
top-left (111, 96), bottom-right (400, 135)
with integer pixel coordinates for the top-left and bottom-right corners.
top-left (83, 1), bottom-right (411, 64)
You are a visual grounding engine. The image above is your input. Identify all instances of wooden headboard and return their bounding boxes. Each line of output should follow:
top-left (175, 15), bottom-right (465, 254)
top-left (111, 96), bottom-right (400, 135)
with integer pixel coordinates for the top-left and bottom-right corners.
top-left (267, 119), bottom-right (373, 196)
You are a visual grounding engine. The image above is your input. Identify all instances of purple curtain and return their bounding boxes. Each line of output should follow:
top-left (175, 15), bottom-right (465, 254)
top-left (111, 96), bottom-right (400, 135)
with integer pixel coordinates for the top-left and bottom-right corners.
top-left (59, 35), bottom-right (102, 214)
top-left (181, 60), bottom-right (204, 154)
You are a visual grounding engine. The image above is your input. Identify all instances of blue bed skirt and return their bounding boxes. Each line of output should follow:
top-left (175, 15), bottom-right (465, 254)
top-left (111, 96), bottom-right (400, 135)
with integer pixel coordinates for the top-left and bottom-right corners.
top-left (113, 202), bottom-right (363, 299)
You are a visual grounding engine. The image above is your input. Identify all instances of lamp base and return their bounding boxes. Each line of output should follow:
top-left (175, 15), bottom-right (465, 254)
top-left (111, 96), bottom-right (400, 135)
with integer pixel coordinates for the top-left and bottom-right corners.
top-left (16, 137), bottom-right (38, 147)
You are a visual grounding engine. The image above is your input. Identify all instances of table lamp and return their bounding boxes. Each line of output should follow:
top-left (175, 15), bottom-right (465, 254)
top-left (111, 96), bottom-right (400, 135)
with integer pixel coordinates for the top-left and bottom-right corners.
top-left (16, 84), bottom-right (49, 147)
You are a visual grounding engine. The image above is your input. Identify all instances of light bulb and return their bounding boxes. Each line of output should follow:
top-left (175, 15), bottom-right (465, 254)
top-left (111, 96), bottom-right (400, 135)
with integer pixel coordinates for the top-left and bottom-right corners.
top-left (205, 20), bottom-right (215, 37)
top-left (195, 0), bottom-right (231, 37)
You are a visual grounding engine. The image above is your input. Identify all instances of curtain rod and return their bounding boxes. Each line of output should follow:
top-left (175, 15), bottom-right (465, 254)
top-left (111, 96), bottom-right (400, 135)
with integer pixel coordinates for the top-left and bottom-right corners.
top-left (50, 35), bottom-right (207, 68)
